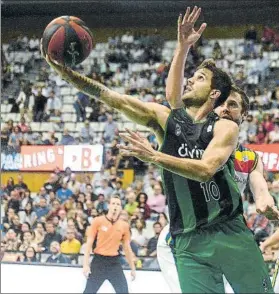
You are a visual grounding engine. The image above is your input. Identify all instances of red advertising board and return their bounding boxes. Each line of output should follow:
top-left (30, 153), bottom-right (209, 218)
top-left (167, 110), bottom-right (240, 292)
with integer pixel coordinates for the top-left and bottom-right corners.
top-left (245, 144), bottom-right (279, 171)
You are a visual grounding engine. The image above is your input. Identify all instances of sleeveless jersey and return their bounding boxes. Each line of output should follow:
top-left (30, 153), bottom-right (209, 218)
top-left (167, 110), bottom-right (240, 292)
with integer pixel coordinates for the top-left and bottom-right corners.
top-left (234, 144), bottom-right (258, 194)
top-left (160, 108), bottom-right (243, 236)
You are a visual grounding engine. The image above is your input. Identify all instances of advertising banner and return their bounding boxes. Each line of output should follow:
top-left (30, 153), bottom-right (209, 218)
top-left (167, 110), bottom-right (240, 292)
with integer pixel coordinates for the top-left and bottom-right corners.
top-left (1, 145), bottom-right (103, 172)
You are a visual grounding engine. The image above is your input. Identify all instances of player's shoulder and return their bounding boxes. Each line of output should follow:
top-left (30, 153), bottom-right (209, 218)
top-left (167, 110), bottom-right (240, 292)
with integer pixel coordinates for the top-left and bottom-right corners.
top-left (216, 118), bottom-right (238, 128)
top-left (237, 143), bottom-right (256, 154)
top-left (214, 118), bottom-right (239, 135)
top-left (235, 144), bottom-right (258, 163)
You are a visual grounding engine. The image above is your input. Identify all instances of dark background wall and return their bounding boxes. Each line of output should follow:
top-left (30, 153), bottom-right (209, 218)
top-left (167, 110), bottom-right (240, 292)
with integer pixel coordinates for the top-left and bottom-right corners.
top-left (2, 0), bottom-right (279, 41)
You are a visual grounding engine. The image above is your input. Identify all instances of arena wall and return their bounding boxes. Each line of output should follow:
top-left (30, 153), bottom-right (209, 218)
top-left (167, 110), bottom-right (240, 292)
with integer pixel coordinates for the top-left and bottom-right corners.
top-left (1, 263), bottom-right (171, 293)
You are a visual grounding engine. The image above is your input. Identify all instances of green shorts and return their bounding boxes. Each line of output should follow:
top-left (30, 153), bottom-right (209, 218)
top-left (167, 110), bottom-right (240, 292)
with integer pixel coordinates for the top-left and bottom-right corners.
top-left (174, 215), bottom-right (273, 293)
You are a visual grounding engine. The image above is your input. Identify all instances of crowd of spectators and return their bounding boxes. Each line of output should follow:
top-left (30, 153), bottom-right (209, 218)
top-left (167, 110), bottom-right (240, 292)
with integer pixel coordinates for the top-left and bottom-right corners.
top-left (0, 165), bottom-right (167, 269)
top-left (1, 26), bottom-right (279, 271)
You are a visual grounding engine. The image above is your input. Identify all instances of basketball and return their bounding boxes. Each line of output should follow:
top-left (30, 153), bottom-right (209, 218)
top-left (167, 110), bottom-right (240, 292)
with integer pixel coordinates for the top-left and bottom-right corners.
top-left (42, 16), bottom-right (94, 67)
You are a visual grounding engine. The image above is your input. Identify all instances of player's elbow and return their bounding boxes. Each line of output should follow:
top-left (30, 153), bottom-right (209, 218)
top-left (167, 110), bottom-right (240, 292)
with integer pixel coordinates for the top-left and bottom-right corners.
top-left (199, 172), bottom-right (211, 182)
top-left (199, 165), bottom-right (215, 182)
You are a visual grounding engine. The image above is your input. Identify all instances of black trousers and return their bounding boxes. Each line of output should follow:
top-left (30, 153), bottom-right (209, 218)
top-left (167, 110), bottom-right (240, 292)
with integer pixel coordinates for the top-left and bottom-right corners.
top-left (83, 254), bottom-right (128, 294)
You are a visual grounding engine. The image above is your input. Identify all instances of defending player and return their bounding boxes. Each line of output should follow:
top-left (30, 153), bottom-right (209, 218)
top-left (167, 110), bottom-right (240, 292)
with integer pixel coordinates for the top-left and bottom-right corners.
top-left (83, 196), bottom-right (136, 293)
top-left (43, 7), bottom-right (273, 293)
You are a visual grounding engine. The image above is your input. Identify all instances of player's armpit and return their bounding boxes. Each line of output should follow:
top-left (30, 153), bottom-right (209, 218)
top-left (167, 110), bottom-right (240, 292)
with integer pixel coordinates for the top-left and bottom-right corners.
top-left (104, 94), bottom-right (170, 145)
top-left (200, 119), bottom-right (239, 180)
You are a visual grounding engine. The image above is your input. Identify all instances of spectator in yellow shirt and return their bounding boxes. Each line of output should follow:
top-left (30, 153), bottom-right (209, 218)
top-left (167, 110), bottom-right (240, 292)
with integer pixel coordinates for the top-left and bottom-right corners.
top-left (60, 229), bottom-right (81, 254)
top-left (124, 192), bottom-right (138, 216)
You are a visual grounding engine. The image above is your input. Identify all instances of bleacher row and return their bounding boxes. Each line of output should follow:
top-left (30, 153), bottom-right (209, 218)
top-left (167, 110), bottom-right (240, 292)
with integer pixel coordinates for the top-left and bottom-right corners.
top-left (84, 39), bottom-right (279, 68)
top-left (2, 37), bottom-right (279, 139)
top-left (0, 116), bottom-right (149, 142)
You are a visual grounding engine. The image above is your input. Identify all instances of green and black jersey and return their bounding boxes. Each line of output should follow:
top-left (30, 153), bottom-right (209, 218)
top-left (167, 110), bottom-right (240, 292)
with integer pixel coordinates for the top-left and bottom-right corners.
top-left (160, 108), bottom-right (243, 236)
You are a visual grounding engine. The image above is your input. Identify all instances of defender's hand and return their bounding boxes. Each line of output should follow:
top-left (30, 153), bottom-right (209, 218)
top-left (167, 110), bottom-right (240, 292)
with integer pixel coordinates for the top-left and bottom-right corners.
top-left (177, 6), bottom-right (207, 48)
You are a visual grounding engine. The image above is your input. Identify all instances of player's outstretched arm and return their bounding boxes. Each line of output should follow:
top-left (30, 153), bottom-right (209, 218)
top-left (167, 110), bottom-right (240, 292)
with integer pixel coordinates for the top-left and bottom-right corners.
top-left (43, 55), bottom-right (170, 137)
top-left (166, 6), bottom-right (206, 109)
top-left (249, 158), bottom-right (279, 220)
top-left (119, 119), bottom-right (238, 182)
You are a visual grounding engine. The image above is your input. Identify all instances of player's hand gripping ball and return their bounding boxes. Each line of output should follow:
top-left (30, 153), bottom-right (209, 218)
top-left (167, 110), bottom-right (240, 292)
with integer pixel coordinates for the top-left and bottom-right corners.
top-left (42, 16), bottom-right (94, 67)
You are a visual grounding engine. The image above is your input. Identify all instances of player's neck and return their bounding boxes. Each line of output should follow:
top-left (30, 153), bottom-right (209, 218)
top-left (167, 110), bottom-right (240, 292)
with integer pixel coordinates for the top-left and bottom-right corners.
top-left (185, 100), bottom-right (214, 123)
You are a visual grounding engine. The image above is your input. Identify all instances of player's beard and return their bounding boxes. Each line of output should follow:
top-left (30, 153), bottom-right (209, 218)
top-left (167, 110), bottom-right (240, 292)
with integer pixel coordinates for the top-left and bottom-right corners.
top-left (182, 96), bottom-right (208, 108)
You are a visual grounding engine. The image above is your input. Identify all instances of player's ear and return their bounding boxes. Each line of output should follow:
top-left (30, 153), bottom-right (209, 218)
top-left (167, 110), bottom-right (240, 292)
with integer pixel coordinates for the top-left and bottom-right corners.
top-left (209, 89), bottom-right (221, 102)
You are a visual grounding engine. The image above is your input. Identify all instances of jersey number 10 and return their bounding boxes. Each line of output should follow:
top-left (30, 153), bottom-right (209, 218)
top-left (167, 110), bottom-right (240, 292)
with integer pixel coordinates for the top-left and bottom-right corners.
top-left (200, 181), bottom-right (221, 202)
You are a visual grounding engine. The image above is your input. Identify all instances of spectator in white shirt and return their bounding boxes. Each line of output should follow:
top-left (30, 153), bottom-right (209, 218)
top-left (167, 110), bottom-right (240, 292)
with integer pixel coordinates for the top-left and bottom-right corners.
top-left (46, 91), bottom-right (62, 114)
top-left (131, 219), bottom-right (148, 255)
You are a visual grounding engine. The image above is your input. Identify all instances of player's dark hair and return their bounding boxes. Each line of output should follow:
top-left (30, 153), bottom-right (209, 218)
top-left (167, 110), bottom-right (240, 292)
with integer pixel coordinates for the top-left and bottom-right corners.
top-left (198, 59), bottom-right (232, 108)
top-left (231, 84), bottom-right (250, 114)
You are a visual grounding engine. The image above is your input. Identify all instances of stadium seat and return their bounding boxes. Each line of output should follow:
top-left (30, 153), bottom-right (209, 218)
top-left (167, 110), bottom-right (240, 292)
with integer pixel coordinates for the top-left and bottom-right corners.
top-left (60, 87), bottom-right (71, 96)
top-left (70, 88), bottom-right (79, 95)
top-left (64, 122), bottom-right (76, 132)
top-left (62, 113), bottom-right (73, 122)
top-left (63, 95), bottom-right (74, 104)
top-left (7, 104), bottom-right (13, 113)
top-left (76, 122), bottom-right (84, 133)
top-left (29, 122), bottom-right (41, 132)
top-left (40, 122), bottom-right (54, 132)
top-left (62, 105), bottom-right (75, 113)
top-left (5, 113), bottom-right (17, 121)
top-left (90, 122), bottom-right (101, 132)
top-left (1, 104), bottom-right (7, 113)
top-left (71, 114), bottom-right (77, 122)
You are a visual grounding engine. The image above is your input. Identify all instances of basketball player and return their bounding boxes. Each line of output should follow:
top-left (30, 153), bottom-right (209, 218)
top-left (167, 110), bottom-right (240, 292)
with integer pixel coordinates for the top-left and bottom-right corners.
top-left (83, 196), bottom-right (136, 293)
top-left (43, 7), bottom-right (273, 292)
top-left (154, 87), bottom-right (279, 293)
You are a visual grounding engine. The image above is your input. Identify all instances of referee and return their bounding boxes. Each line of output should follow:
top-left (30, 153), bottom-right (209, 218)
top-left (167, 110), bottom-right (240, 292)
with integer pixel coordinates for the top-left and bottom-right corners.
top-left (83, 195), bottom-right (136, 293)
